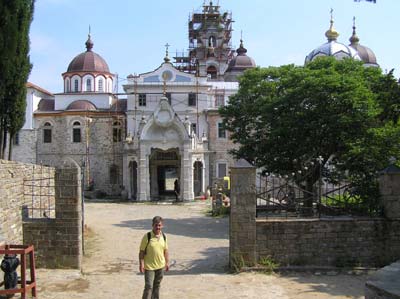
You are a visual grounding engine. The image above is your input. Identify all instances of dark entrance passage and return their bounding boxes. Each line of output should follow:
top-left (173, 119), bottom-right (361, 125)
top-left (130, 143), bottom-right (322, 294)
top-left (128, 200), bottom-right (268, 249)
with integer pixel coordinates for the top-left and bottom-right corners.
top-left (157, 166), bottom-right (178, 195)
top-left (149, 148), bottom-right (180, 200)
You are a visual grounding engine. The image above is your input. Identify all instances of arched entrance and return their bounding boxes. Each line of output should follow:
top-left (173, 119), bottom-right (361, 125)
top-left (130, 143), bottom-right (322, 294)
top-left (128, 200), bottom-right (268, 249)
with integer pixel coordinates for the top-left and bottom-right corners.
top-left (149, 148), bottom-right (180, 200)
top-left (129, 161), bottom-right (138, 200)
top-left (193, 161), bottom-right (203, 196)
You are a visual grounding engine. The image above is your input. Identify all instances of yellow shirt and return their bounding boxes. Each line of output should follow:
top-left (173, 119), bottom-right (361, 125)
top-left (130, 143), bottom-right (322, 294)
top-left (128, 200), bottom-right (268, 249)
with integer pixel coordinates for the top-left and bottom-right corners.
top-left (140, 231), bottom-right (168, 270)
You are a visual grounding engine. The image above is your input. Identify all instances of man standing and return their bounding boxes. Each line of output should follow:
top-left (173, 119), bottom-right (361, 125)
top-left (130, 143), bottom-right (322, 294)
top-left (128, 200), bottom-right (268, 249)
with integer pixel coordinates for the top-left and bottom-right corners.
top-left (139, 216), bottom-right (169, 299)
top-left (174, 179), bottom-right (180, 201)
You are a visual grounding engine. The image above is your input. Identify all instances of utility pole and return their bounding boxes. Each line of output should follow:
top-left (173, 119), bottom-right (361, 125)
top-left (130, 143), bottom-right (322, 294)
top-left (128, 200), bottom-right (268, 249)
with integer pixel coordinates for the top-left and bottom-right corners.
top-left (196, 78), bottom-right (199, 136)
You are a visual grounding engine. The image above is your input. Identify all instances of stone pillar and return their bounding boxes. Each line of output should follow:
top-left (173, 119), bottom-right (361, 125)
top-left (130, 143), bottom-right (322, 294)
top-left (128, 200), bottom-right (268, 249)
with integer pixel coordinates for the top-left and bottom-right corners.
top-left (379, 165), bottom-right (400, 219)
top-left (182, 143), bottom-right (194, 201)
top-left (54, 160), bottom-right (82, 269)
top-left (122, 152), bottom-right (129, 197)
top-left (138, 144), bottom-right (148, 201)
top-left (229, 159), bottom-right (257, 268)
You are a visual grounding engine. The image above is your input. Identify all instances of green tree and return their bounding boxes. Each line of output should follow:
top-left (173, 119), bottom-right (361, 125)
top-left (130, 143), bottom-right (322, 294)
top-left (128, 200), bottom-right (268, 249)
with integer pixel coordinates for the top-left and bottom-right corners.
top-left (220, 57), bottom-right (400, 209)
top-left (0, 0), bottom-right (35, 159)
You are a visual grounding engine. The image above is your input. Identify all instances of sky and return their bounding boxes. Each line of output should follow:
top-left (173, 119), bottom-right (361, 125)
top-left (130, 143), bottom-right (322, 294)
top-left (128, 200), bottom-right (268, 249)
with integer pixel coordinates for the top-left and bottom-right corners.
top-left (28, 0), bottom-right (400, 94)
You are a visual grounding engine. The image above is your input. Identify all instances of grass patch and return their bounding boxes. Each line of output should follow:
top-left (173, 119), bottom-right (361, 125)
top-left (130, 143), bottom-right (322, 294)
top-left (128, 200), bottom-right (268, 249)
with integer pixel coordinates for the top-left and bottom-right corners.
top-left (211, 205), bottom-right (230, 217)
top-left (258, 256), bottom-right (279, 274)
top-left (231, 254), bottom-right (246, 273)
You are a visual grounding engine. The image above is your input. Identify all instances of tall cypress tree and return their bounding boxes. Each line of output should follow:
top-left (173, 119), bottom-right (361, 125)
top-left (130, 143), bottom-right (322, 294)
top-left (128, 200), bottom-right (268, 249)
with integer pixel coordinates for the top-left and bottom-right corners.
top-left (0, 0), bottom-right (35, 159)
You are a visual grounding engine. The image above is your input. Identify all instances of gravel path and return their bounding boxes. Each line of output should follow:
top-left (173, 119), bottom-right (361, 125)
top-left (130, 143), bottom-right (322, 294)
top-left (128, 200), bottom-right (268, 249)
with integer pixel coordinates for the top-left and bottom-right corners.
top-left (33, 200), bottom-right (368, 299)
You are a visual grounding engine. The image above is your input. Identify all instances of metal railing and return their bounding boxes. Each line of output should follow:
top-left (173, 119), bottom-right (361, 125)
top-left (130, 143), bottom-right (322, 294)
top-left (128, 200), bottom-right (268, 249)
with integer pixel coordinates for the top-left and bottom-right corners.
top-left (256, 174), bottom-right (380, 219)
top-left (23, 168), bottom-right (55, 219)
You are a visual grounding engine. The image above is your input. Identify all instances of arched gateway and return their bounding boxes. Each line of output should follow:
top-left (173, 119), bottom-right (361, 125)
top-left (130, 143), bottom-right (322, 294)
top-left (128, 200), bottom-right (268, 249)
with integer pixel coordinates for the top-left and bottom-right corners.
top-left (123, 96), bottom-right (208, 201)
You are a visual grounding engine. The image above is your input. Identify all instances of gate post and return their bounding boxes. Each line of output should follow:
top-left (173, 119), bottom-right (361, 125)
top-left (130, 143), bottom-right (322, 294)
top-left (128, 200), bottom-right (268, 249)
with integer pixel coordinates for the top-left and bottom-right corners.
top-left (229, 159), bottom-right (257, 269)
top-left (379, 164), bottom-right (400, 219)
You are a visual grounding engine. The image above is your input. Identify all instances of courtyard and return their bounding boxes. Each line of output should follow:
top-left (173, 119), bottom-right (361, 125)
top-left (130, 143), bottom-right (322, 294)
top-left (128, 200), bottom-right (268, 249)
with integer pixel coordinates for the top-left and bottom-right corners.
top-left (33, 200), bottom-right (368, 299)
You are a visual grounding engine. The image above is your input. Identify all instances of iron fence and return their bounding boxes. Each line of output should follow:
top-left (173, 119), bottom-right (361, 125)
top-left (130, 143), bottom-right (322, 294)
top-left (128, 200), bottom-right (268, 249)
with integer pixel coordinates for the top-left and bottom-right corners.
top-left (23, 167), bottom-right (55, 219)
top-left (256, 173), bottom-right (380, 218)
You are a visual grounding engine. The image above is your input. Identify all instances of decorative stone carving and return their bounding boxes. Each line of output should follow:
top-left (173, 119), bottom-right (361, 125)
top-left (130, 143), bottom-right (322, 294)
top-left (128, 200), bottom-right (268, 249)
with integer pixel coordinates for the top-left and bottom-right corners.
top-left (154, 98), bottom-right (174, 128)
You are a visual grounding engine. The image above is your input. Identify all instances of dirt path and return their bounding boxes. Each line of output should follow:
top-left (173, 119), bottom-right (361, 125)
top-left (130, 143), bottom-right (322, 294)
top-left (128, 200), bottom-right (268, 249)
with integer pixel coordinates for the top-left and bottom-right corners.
top-left (34, 200), bottom-right (368, 299)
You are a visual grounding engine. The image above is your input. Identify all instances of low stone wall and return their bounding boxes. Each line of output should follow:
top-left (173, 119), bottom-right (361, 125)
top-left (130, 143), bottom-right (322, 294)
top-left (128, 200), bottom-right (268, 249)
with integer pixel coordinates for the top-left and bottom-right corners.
top-left (23, 165), bottom-right (82, 268)
top-left (257, 218), bottom-right (400, 267)
top-left (365, 260), bottom-right (400, 299)
top-left (0, 159), bottom-right (82, 269)
top-left (0, 160), bottom-right (54, 246)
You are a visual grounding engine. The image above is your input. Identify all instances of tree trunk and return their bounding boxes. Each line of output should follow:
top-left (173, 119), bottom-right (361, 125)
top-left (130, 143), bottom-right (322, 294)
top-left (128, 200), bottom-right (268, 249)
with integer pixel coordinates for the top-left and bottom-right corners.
top-left (2, 129), bottom-right (7, 160)
top-left (7, 133), bottom-right (13, 160)
top-left (0, 125), bottom-right (3, 159)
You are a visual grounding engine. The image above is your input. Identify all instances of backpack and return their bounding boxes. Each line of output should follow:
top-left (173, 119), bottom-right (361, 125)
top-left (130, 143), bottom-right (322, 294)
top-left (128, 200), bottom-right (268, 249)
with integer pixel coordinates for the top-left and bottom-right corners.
top-left (144, 231), bottom-right (166, 254)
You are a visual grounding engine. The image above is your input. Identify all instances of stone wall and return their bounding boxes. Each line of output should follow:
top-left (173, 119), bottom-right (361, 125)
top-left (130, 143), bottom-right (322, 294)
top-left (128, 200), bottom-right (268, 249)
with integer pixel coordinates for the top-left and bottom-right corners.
top-left (0, 160), bottom-right (54, 246)
top-left (256, 219), bottom-right (400, 267)
top-left (207, 110), bottom-right (237, 184)
top-left (229, 163), bottom-right (400, 269)
top-left (11, 129), bottom-right (38, 164)
top-left (36, 115), bottom-right (124, 195)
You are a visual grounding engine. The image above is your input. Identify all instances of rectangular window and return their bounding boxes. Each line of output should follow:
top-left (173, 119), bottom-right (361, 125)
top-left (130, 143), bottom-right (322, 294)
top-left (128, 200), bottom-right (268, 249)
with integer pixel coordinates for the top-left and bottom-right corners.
top-left (188, 93), bottom-right (196, 106)
top-left (74, 80), bottom-right (79, 92)
top-left (166, 93), bottom-right (172, 105)
top-left (218, 122), bottom-right (226, 138)
top-left (215, 95), bottom-right (224, 107)
top-left (217, 163), bottom-right (227, 178)
top-left (139, 94), bottom-right (146, 106)
top-left (73, 128), bottom-right (81, 143)
top-left (43, 129), bottom-right (52, 143)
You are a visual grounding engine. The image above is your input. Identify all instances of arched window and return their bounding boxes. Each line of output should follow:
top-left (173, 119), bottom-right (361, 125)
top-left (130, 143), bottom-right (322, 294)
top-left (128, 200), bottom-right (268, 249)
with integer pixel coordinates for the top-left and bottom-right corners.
top-left (74, 79), bottom-right (79, 92)
top-left (98, 79), bottom-right (103, 92)
top-left (72, 121), bottom-right (81, 143)
top-left (207, 66), bottom-right (217, 79)
top-left (113, 121), bottom-right (122, 142)
top-left (86, 79), bottom-right (91, 92)
top-left (65, 79), bottom-right (70, 93)
top-left (43, 122), bottom-right (52, 143)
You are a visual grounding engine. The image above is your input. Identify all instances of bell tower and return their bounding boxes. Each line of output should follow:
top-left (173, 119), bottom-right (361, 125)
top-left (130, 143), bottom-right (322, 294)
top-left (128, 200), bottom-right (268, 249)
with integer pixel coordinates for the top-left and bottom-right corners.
top-left (174, 1), bottom-right (234, 80)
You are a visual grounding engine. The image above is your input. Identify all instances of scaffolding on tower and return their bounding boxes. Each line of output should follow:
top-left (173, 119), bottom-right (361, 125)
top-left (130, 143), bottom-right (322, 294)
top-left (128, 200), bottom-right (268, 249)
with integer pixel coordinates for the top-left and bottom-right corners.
top-left (173, 1), bottom-right (235, 74)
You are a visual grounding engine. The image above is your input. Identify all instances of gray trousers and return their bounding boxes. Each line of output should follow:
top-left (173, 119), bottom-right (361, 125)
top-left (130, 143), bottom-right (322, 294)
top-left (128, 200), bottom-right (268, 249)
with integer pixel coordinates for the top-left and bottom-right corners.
top-left (142, 268), bottom-right (164, 299)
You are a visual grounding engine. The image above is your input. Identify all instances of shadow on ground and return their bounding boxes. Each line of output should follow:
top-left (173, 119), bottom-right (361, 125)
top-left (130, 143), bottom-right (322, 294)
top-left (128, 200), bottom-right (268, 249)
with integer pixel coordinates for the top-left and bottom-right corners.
top-left (277, 272), bottom-right (367, 298)
top-left (114, 216), bottom-right (229, 240)
top-left (167, 246), bottom-right (229, 275)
